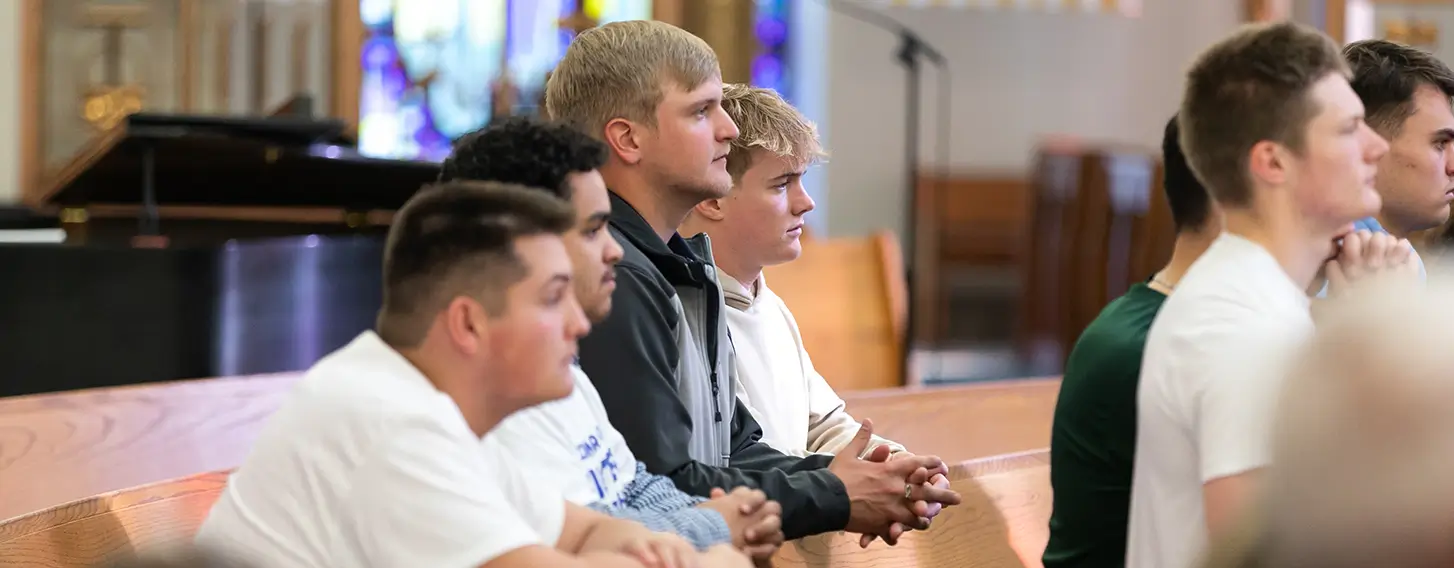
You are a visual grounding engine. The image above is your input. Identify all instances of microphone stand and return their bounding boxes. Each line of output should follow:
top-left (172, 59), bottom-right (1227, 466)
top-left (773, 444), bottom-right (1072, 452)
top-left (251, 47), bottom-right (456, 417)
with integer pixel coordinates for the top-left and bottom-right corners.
top-left (818, 0), bottom-right (950, 384)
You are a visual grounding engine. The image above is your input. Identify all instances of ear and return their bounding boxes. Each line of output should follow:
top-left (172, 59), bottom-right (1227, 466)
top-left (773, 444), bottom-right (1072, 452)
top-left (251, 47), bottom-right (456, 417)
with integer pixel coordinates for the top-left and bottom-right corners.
top-left (1247, 139), bottom-right (1291, 188)
top-left (603, 118), bottom-right (644, 166)
top-left (693, 196), bottom-right (727, 222)
top-left (442, 296), bottom-right (487, 357)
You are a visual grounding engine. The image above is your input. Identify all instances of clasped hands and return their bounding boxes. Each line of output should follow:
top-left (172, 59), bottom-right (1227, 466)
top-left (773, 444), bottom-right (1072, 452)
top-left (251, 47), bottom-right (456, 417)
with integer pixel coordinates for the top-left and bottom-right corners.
top-left (1323, 229), bottom-right (1421, 297)
top-left (828, 419), bottom-right (961, 547)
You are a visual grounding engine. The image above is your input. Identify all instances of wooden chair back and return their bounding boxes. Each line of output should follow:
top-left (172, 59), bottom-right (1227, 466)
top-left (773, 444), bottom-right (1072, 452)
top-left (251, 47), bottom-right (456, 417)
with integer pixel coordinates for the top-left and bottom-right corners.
top-left (912, 174), bottom-right (1030, 341)
top-left (1130, 160), bottom-right (1174, 285)
top-left (763, 231), bottom-right (908, 391)
top-left (1018, 145), bottom-right (1085, 375)
top-left (0, 471), bottom-right (230, 567)
top-left (773, 450), bottom-right (1051, 568)
top-left (1070, 147), bottom-right (1157, 347)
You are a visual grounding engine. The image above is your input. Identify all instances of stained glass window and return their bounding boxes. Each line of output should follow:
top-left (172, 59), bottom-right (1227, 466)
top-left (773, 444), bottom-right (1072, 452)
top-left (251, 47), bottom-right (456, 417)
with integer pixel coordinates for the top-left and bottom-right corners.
top-left (358, 0), bottom-right (652, 162)
top-left (753, 0), bottom-right (792, 101)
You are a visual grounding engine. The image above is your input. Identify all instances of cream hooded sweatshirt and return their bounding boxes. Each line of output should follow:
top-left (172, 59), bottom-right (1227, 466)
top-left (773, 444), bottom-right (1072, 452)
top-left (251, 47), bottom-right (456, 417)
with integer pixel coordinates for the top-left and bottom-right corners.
top-left (721, 272), bottom-right (905, 457)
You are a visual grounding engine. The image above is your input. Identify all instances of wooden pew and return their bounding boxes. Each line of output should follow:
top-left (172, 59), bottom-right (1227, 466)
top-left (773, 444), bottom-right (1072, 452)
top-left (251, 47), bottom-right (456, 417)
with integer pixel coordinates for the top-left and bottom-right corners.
top-left (773, 450), bottom-right (1051, 568)
top-left (0, 374), bottom-right (299, 522)
top-left (0, 374), bottom-right (1060, 524)
top-left (764, 231), bottom-right (909, 392)
top-left (842, 379), bottom-right (1060, 464)
top-left (0, 450), bottom-right (1052, 568)
top-left (0, 470), bottom-right (230, 567)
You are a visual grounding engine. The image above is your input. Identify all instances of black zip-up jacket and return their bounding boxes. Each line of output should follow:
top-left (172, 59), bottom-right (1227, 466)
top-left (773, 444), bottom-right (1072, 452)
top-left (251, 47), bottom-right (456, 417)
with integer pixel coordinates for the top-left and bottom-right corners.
top-left (577, 193), bottom-right (852, 540)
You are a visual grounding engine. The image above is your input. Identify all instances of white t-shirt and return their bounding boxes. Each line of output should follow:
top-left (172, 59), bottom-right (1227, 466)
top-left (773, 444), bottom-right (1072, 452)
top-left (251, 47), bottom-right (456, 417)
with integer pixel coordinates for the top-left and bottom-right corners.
top-left (196, 331), bottom-right (566, 568)
top-left (484, 366), bottom-right (638, 507)
top-left (1126, 233), bottom-right (1315, 568)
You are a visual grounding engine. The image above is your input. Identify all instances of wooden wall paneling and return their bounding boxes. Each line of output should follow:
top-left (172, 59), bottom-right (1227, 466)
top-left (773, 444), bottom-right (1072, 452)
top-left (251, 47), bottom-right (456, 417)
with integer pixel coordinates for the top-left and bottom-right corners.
top-left (329, 0), bottom-right (360, 129)
top-left (654, 0), bottom-right (687, 27)
top-left (913, 175), bottom-right (944, 343)
top-left (19, 0), bottom-right (44, 206)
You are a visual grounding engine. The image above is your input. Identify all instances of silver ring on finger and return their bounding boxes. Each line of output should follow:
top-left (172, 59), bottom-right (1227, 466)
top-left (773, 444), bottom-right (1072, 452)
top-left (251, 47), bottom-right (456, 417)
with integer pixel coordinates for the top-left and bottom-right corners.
top-left (904, 483), bottom-right (914, 500)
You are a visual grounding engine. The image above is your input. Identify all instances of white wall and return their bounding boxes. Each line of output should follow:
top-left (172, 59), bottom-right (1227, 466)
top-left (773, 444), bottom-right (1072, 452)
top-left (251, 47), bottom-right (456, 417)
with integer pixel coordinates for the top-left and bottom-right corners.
top-left (813, 1), bottom-right (1241, 239)
top-left (0, 0), bottom-right (23, 203)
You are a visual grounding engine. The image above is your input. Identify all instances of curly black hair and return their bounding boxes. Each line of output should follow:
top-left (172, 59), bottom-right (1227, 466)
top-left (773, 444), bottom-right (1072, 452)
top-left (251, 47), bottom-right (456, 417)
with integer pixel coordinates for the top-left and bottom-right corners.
top-left (439, 115), bottom-right (608, 198)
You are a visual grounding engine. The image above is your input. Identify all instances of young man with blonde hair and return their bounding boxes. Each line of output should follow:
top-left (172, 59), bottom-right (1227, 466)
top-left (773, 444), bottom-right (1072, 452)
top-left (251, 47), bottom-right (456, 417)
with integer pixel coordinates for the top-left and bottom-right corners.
top-left (1128, 22), bottom-right (1397, 568)
top-left (679, 83), bottom-right (902, 459)
top-left (678, 83), bottom-right (957, 547)
top-left (549, 20), bottom-right (959, 544)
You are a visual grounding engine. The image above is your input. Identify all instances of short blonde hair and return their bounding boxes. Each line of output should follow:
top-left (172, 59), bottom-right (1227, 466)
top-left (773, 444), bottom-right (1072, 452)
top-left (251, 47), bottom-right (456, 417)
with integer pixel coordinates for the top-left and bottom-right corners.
top-left (721, 83), bottom-right (826, 179)
top-left (545, 20), bottom-right (719, 138)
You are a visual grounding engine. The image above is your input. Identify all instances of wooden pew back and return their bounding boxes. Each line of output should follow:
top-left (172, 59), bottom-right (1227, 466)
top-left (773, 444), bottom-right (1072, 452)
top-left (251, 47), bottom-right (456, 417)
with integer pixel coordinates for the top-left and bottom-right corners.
top-left (0, 471), bottom-right (229, 567)
top-left (773, 450), bottom-right (1051, 568)
top-left (763, 231), bottom-right (908, 391)
top-left (0, 374), bottom-right (298, 522)
top-left (842, 379), bottom-right (1060, 464)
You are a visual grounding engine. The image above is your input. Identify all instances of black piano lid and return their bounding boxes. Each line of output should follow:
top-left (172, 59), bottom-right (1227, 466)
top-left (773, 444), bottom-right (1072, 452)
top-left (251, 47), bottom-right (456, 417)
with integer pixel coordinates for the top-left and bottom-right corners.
top-left (38, 112), bottom-right (441, 211)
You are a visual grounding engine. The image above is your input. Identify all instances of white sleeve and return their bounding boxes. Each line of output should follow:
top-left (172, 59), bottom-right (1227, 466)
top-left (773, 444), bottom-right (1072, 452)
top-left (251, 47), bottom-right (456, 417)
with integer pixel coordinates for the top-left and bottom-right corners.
top-left (349, 413), bottom-right (566, 568)
top-left (1196, 330), bottom-right (1298, 483)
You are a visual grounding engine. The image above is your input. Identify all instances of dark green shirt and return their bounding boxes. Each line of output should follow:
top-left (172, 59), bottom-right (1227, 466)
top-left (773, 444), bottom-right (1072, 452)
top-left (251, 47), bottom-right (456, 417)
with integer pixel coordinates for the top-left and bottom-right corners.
top-left (1043, 283), bottom-right (1168, 568)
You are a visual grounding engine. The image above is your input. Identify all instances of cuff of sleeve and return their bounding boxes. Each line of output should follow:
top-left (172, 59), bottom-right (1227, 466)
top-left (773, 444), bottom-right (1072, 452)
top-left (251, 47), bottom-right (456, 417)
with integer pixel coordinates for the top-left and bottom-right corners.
top-left (672, 507), bottom-right (733, 550)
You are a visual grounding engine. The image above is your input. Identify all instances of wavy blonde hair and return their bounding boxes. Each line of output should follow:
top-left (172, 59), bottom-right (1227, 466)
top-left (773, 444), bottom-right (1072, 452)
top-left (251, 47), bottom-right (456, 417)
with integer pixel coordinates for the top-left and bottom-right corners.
top-left (720, 83), bottom-right (826, 180)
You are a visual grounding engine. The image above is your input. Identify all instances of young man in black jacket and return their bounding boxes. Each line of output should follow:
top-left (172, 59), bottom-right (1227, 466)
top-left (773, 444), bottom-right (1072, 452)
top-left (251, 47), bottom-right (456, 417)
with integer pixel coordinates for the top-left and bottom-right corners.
top-left (544, 20), bottom-right (960, 543)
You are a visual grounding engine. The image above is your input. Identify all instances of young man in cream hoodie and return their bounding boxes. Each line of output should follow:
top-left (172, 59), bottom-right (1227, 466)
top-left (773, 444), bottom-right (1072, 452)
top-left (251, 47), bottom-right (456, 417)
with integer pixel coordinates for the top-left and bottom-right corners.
top-left (679, 85), bottom-right (951, 545)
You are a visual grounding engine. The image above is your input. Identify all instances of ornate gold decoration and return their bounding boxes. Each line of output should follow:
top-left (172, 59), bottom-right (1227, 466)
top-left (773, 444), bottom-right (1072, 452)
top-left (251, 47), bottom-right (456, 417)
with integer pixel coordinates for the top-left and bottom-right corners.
top-left (1384, 17), bottom-right (1440, 49)
top-left (80, 2), bottom-right (150, 131)
top-left (559, 5), bottom-right (599, 36)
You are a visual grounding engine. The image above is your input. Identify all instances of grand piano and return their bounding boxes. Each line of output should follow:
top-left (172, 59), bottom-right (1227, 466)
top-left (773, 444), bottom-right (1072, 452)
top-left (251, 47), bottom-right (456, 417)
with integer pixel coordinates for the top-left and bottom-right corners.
top-left (0, 112), bottom-right (440, 397)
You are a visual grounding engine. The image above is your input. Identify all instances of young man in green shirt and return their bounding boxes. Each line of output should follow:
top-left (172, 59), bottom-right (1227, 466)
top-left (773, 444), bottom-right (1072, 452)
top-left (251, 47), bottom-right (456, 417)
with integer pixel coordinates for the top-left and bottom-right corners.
top-left (1042, 114), bottom-right (1222, 568)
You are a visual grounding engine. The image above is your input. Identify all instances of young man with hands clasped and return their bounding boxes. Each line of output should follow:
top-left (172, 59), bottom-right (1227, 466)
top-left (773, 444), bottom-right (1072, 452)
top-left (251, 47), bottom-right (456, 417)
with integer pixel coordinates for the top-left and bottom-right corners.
top-left (440, 115), bottom-right (783, 562)
top-left (1128, 22), bottom-right (1398, 568)
top-left (549, 20), bottom-right (960, 545)
top-left (197, 181), bottom-right (749, 568)
top-left (677, 83), bottom-right (955, 546)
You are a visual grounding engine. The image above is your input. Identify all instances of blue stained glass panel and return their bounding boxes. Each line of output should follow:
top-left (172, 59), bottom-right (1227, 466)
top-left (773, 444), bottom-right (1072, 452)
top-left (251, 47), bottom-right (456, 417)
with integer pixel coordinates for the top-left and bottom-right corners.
top-left (359, 0), bottom-right (653, 162)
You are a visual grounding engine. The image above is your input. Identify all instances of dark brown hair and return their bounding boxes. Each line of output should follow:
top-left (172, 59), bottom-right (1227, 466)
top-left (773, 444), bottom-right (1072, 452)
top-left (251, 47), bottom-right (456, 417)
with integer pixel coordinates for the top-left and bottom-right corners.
top-left (1344, 39), bottom-right (1454, 137)
top-left (376, 181), bottom-right (574, 347)
top-left (1179, 21), bottom-right (1349, 207)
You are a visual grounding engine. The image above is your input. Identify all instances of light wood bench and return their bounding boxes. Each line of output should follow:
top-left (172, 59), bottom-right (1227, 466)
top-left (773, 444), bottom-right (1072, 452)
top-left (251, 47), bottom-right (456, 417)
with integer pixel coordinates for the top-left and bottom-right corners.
top-left (0, 450), bottom-right (1051, 568)
top-left (0, 470), bottom-right (231, 567)
top-left (842, 379), bottom-right (1060, 464)
top-left (0, 374), bottom-right (299, 522)
top-left (774, 449), bottom-right (1051, 568)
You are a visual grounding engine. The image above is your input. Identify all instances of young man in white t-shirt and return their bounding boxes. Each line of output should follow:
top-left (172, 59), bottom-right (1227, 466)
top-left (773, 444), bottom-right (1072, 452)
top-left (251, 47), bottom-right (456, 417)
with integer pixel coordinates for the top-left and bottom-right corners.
top-left (439, 116), bottom-right (785, 562)
top-left (196, 181), bottom-right (749, 568)
top-left (1126, 22), bottom-right (1419, 568)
